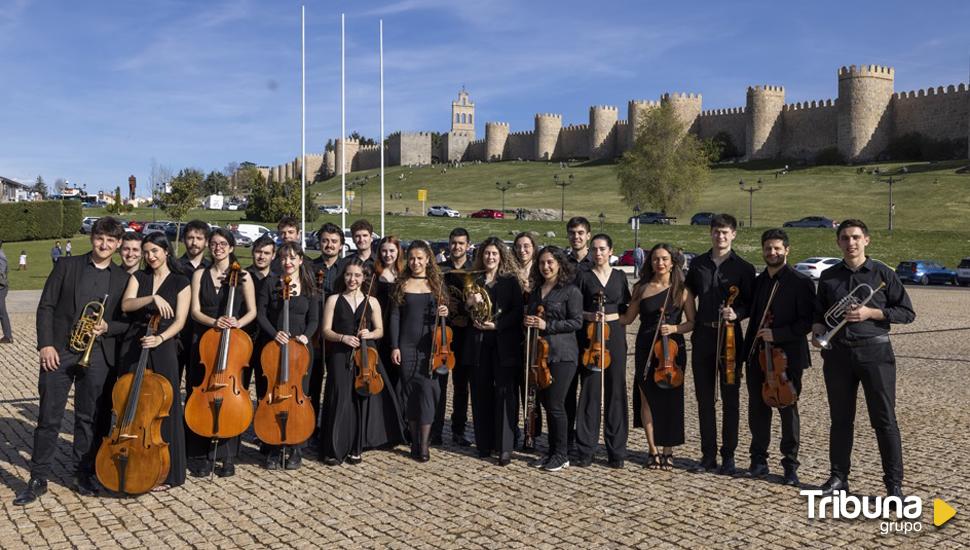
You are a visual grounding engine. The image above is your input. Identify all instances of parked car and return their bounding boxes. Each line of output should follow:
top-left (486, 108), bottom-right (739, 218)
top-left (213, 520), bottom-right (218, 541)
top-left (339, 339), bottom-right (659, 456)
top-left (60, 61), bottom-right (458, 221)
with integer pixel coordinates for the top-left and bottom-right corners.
top-left (141, 222), bottom-right (168, 236)
top-left (470, 208), bottom-right (504, 219)
top-left (127, 220), bottom-right (145, 233)
top-left (957, 258), bottom-right (970, 286)
top-left (164, 222), bottom-right (187, 241)
top-left (231, 232), bottom-right (253, 248)
top-left (318, 204), bottom-right (348, 214)
top-left (783, 216), bottom-right (837, 229)
top-left (794, 257), bottom-right (841, 280)
top-left (895, 260), bottom-right (957, 285)
top-left (427, 205), bottom-right (460, 218)
top-left (235, 223), bottom-right (273, 242)
top-left (627, 212), bottom-right (672, 225)
top-left (690, 212), bottom-right (716, 226)
top-left (80, 216), bottom-right (100, 234)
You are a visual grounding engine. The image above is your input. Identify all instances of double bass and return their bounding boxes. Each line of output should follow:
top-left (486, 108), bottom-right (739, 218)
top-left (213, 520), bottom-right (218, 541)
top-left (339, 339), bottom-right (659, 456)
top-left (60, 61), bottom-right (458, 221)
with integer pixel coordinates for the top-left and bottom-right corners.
top-left (96, 315), bottom-right (172, 495)
top-left (751, 281), bottom-right (798, 408)
top-left (717, 285), bottom-right (740, 385)
top-left (523, 305), bottom-right (551, 450)
top-left (651, 288), bottom-right (683, 389)
top-left (353, 274), bottom-right (384, 396)
top-left (255, 275), bottom-right (315, 461)
top-left (185, 263), bottom-right (254, 449)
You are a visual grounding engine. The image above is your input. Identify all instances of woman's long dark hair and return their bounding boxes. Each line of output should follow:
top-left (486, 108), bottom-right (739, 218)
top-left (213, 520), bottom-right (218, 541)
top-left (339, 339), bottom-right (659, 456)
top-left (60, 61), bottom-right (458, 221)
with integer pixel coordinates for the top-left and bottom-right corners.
top-left (277, 241), bottom-right (317, 296)
top-left (470, 236), bottom-right (516, 277)
top-left (393, 240), bottom-right (444, 305)
top-left (141, 232), bottom-right (179, 275)
top-left (529, 245), bottom-right (575, 291)
top-left (207, 226), bottom-right (239, 266)
top-left (336, 257), bottom-right (374, 295)
top-left (634, 243), bottom-right (685, 304)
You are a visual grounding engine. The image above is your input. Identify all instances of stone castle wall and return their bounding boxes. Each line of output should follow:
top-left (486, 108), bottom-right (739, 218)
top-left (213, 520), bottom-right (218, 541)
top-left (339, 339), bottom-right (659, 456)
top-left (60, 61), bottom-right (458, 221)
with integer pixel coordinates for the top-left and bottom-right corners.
top-left (504, 131), bottom-right (535, 160)
top-left (696, 107), bottom-right (746, 154)
top-left (781, 100), bottom-right (838, 158)
top-left (893, 84), bottom-right (969, 140)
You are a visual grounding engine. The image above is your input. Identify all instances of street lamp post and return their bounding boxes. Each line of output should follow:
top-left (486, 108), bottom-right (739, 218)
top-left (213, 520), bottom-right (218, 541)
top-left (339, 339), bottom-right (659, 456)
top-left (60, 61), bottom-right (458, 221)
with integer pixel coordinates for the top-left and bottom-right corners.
top-left (553, 173), bottom-right (574, 221)
top-left (495, 180), bottom-right (513, 215)
top-left (874, 167), bottom-right (906, 233)
top-left (738, 178), bottom-right (763, 228)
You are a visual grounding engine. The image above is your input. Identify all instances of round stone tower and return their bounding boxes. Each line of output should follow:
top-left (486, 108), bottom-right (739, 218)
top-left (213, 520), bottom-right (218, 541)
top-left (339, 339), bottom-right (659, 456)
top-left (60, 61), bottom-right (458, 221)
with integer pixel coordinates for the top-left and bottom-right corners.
top-left (660, 93), bottom-right (702, 135)
top-left (745, 85), bottom-right (786, 159)
top-left (534, 113), bottom-right (562, 161)
top-left (837, 64), bottom-right (895, 162)
top-left (485, 122), bottom-right (510, 161)
top-left (627, 100), bottom-right (659, 144)
top-left (589, 105), bottom-right (618, 160)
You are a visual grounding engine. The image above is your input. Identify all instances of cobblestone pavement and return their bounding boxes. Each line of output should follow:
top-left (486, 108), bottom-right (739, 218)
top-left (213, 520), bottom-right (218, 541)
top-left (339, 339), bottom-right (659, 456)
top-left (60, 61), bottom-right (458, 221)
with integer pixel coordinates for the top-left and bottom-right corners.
top-left (0, 287), bottom-right (967, 549)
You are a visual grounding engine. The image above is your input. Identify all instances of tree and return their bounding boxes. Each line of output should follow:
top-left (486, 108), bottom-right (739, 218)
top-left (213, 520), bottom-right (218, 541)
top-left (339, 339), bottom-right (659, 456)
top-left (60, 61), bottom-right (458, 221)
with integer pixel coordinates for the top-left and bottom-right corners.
top-left (149, 159), bottom-right (173, 207)
top-left (202, 170), bottom-right (230, 196)
top-left (32, 175), bottom-right (48, 199)
top-left (349, 131), bottom-right (376, 146)
top-left (232, 164), bottom-right (263, 196)
top-left (246, 174), bottom-right (318, 224)
top-left (161, 169), bottom-right (202, 252)
top-left (616, 103), bottom-right (710, 216)
top-left (324, 139), bottom-right (334, 152)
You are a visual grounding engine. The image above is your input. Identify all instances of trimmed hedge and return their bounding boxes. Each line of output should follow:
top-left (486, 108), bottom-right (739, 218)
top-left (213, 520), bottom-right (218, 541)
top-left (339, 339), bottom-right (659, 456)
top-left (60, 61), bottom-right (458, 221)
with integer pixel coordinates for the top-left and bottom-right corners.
top-left (0, 200), bottom-right (83, 241)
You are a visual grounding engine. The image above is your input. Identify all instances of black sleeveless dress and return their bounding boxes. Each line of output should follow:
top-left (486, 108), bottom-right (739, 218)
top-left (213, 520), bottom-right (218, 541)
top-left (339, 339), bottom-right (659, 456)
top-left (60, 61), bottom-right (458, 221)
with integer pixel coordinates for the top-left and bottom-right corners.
top-left (633, 288), bottom-right (686, 447)
top-left (319, 295), bottom-right (405, 461)
top-left (186, 270), bottom-right (247, 461)
top-left (124, 270), bottom-right (190, 487)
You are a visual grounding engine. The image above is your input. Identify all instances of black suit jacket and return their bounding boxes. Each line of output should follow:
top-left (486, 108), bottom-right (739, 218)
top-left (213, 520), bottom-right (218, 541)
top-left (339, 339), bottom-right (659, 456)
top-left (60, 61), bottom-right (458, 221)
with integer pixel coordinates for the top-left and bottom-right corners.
top-left (35, 253), bottom-right (131, 366)
top-left (461, 274), bottom-right (524, 368)
top-left (742, 264), bottom-right (815, 370)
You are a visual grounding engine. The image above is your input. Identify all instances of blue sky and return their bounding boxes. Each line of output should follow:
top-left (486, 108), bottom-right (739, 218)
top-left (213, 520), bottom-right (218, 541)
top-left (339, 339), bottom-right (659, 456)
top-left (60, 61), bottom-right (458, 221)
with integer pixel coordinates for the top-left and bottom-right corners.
top-left (1, 0), bottom-right (968, 194)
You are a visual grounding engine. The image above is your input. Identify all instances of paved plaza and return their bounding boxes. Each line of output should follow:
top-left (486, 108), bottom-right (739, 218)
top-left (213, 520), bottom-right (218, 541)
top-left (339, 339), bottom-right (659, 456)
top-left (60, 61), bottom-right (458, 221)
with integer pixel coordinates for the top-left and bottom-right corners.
top-left (0, 287), bottom-right (967, 549)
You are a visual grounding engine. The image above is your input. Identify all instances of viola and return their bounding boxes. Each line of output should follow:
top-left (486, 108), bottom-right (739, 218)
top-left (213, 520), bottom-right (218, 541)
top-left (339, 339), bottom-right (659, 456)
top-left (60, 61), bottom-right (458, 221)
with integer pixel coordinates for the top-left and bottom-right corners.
top-left (185, 262), bottom-right (254, 441)
top-left (96, 315), bottom-right (172, 495)
top-left (353, 274), bottom-right (384, 396)
top-left (652, 289), bottom-right (683, 389)
top-left (581, 291), bottom-right (611, 372)
top-left (429, 310), bottom-right (455, 376)
top-left (254, 275), bottom-right (315, 449)
top-left (523, 305), bottom-right (551, 450)
top-left (753, 282), bottom-right (798, 408)
top-left (719, 285), bottom-right (740, 385)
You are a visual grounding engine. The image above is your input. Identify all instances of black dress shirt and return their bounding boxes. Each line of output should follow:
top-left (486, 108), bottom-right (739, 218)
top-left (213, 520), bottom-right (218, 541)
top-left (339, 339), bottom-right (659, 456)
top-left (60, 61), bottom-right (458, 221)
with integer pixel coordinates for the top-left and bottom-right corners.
top-left (177, 254), bottom-right (211, 278)
top-left (685, 249), bottom-right (756, 324)
top-left (814, 257), bottom-right (915, 342)
top-left (527, 283), bottom-right (583, 363)
top-left (742, 264), bottom-right (815, 370)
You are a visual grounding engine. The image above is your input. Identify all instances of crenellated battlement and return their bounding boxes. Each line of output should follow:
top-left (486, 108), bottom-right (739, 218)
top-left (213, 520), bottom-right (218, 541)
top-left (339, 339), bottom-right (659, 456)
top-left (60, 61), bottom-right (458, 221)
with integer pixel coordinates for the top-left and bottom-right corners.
top-left (782, 99), bottom-right (835, 111)
top-left (894, 83), bottom-right (969, 100)
top-left (662, 92), bottom-right (702, 100)
top-left (535, 113), bottom-right (562, 119)
top-left (839, 64), bottom-right (894, 80)
top-left (590, 105), bottom-right (619, 111)
top-left (335, 137), bottom-right (360, 144)
top-left (398, 131), bottom-right (434, 137)
top-left (629, 99), bottom-right (661, 107)
top-left (508, 130), bottom-right (534, 136)
top-left (700, 107), bottom-right (746, 117)
top-left (562, 124), bottom-right (589, 131)
top-left (486, 121), bottom-right (510, 128)
top-left (747, 85), bottom-right (785, 94)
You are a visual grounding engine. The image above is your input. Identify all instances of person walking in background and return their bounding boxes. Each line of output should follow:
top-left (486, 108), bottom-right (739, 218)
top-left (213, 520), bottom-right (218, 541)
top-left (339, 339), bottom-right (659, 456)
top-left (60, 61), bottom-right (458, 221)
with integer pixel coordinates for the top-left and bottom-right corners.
top-left (51, 241), bottom-right (62, 266)
top-left (65, 240), bottom-right (72, 257)
top-left (19, 250), bottom-right (27, 271)
top-left (0, 240), bottom-right (12, 344)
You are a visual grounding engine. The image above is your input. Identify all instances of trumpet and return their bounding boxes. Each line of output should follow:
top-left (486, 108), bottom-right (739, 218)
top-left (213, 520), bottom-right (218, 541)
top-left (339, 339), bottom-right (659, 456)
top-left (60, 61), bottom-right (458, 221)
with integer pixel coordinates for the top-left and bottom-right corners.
top-left (70, 294), bottom-right (108, 367)
top-left (816, 282), bottom-right (885, 350)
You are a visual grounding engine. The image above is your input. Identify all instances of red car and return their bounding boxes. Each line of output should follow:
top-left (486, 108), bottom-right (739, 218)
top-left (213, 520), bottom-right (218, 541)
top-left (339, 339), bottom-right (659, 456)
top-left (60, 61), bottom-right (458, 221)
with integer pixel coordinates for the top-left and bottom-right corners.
top-left (470, 208), bottom-right (504, 219)
top-left (127, 220), bottom-right (145, 233)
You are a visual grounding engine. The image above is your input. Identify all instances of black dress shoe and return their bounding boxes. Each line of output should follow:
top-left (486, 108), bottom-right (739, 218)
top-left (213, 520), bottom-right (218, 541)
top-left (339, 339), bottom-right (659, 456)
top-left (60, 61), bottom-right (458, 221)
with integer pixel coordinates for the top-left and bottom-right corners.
top-left (607, 459), bottom-right (624, 469)
top-left (72, 473), bottom-right (99, 496)
top-left (188, 459), bottom-right (212, 478)
top-left (215, 462), bottom-right (235, 478)
top-left (783, 467), bottom-right (800, 487)
top-left (748, 463), bottom-right (770, 478)
top-left (452, 433), bottom-right (472, 447)
top-left (886, 484), bottom-right (903, 498)
top-left (691, 459), bottom-right (718, 473)
top-left (497, 452), bottom-right (512, 466)
top-left (819, 476), bottom-right (849, 495)
top-left (717, 458), bottom-right (737, 476)
top-left (322, 457), bottom-right (340, 466)
top-left (13, 478), bottom-right (47, 506)
top-left (574, 456), bottom-right (593, 468)
top-left (265, 451), bottom-right (283, 470)
top-left (347, 455), bottom-right (362, 465)
top-left (285, 450), bottom-right (302, 470)
top-left (418, 451), bottom-right (430, 463)
top-left (0, 337), bottom-right (13, 344)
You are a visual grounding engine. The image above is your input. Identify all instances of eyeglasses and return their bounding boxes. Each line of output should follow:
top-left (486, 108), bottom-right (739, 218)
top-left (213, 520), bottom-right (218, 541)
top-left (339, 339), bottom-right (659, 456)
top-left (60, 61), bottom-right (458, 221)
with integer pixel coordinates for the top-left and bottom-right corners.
top-left (210, 241), bottom-right (231, 249)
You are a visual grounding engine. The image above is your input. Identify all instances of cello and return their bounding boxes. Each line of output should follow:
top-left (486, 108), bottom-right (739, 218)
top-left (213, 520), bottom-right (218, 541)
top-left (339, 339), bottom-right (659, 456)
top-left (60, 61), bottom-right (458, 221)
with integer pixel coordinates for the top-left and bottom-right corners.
top-left (523, 305), bottom-right (551, 450)
top-left (353, 274), bottom-right (384, 396)
top-left (751, 281), bottom-right (798, 408)
top-left (254, 275), bottom-right (315, 461)
top-left (717, 285), bottom-right (740, 385)
top-left (651, 288), bottom-right (683, 389)
top-left (96, 315), bottom-right (172, 495)
top-left (185, 262), bottom-right (254, 446)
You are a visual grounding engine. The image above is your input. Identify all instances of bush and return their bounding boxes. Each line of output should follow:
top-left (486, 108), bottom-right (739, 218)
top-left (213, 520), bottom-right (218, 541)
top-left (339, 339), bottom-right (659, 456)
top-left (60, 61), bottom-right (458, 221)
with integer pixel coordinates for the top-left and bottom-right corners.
top-left (814, 147), bottom-right (845, 165)
top-left (245, 176), bottom-right (318, 224)
top-left (887, 132), bottom-right (968, 161)
top-left (0, 200), bottom-right (81, 241)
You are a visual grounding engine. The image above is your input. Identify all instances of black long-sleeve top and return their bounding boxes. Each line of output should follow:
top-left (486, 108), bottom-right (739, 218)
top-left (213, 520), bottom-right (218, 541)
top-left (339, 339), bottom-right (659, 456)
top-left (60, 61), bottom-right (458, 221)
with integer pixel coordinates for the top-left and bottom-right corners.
top-left (256, 274), bottom-right (320, 340)
top-left (742, 264), bottom-right (815, 370)
top-left (814, 257), bottom-right (915, 342)
top-left (462, 274), bottom-right (524, 368)
top-left (685, 249), bottom-right (756, 325)
top-left (527, 283), bottom-right (583, 364)
top-left (389, 292), bottom-right (437, 351)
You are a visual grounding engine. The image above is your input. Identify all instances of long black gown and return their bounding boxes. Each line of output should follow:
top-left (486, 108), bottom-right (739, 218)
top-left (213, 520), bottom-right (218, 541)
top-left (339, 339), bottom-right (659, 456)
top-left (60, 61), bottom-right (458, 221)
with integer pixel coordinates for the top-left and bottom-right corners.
top-left (374, 278), bottom-right (397, 389)
top-left (389, 292), bottom-right (441, 424)
top-left (319, 295), bottom-right (405, 462)
top-left (185, 270), bottom-right (246, 462)
top-left (633, 288), bottom-right (686, 447)
top-left (123, 269), bottom-right (189, 487)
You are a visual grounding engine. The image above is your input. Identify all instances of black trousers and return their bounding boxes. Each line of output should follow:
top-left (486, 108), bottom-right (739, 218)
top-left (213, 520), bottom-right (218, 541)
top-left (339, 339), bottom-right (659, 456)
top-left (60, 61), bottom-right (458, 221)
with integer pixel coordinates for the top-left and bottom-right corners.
top-left (746, 363), bottom-right (802, 469)
top-left (539, 361), bottom-right (577, 459)
top-left (564, 368), bottom-right (580, 445)
top-left (822, 342), bottom-right (903, 486)
top-left (690, 326), bottom-right (742, 462)
top-left (469, 351), bottom-right (517, 455)
top-left (30, 349), bottom-right (111, 480)
top-left (575, 361), bottom-right (629, 462)
top-left (308, 339), bottom-right (326, 434)
top-left (432, 332), bottom-right (470, 439)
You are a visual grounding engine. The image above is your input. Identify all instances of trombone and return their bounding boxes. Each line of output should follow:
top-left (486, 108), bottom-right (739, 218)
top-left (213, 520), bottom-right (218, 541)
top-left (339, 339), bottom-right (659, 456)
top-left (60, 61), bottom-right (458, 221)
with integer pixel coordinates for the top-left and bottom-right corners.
top-left (816, 282), bottom-right (885, 349)
top-left (70, 294), bottom-right (108, 367)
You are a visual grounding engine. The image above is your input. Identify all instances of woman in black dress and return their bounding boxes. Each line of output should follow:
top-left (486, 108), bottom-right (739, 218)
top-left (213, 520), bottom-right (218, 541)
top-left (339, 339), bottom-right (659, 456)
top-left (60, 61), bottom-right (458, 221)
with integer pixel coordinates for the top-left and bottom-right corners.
top-left (256, 242), bottom-right (320, 470)
top-left (575, 234), bottom-right (631, 468)
top-left (620, 243), bottom-right (695, 470)
top-left (524, 246), bottom-right (583, 472)
top-left (375, 236), bottom-right (404, 389)
top-left (186, 228), bottom-right (257, 477)
top-left (389, 241), bottom-right (449, 462)
top-left (464, 237), bottom-right (523, 466)
top-left (120, 232), bottom-right (191, 491)
top-left (513, 231), bottom-right (544, 451)
top-left (319, 258), bottom-right (404, 464)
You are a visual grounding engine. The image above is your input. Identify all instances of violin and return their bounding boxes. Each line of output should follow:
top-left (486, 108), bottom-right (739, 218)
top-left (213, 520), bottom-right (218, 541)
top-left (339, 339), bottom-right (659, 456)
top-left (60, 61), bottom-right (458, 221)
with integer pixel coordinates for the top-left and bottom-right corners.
top-left (719, 285), bottom-right (740, 385)
top-left (96, 315), bottom-right (172, 495)
top-left (429, 291), bottom-right (455, 376)
top-left (185, 262), bottom-right (254, 441)
top-left (652, 288), bottom-right (683, 389)
top-left (523, 305), bottom-right (551, 450)
top-left (353, 274), bottom-right (384, 396)
top-left (254, 275), bottom-right (315, 450)
top-left (753, 282), bottom-right (798, 408)
top-left (582, 292), bottom-right (611, 372)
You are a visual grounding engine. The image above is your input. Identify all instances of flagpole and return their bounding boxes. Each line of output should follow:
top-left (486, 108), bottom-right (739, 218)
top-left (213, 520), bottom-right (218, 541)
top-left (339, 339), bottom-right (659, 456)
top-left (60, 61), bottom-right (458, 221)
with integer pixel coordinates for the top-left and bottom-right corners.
top-left (379, 19), bottom-right (385, 237)
top-left (340, 13), bottom-right (347, 240)
top-left (300, 5), bottom-right (307, 249)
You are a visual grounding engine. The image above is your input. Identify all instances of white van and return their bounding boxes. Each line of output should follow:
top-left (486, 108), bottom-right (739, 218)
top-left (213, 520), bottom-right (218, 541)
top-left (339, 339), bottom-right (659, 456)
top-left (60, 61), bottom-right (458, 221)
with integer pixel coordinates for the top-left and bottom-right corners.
top-left (235, 223), bottom-right (272, 242)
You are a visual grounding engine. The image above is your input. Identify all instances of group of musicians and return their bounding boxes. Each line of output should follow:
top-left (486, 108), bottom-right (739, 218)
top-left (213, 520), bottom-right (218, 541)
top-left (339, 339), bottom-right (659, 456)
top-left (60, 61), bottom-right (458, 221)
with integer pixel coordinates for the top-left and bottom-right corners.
top-left (12, 212), bottom-right (914, 506)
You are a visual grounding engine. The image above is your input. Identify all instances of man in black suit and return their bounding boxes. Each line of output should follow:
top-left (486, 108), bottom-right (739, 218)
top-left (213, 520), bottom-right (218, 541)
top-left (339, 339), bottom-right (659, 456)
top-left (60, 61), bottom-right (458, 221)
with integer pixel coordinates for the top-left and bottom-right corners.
top-left (14, 217), bottom-right (131, 506)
